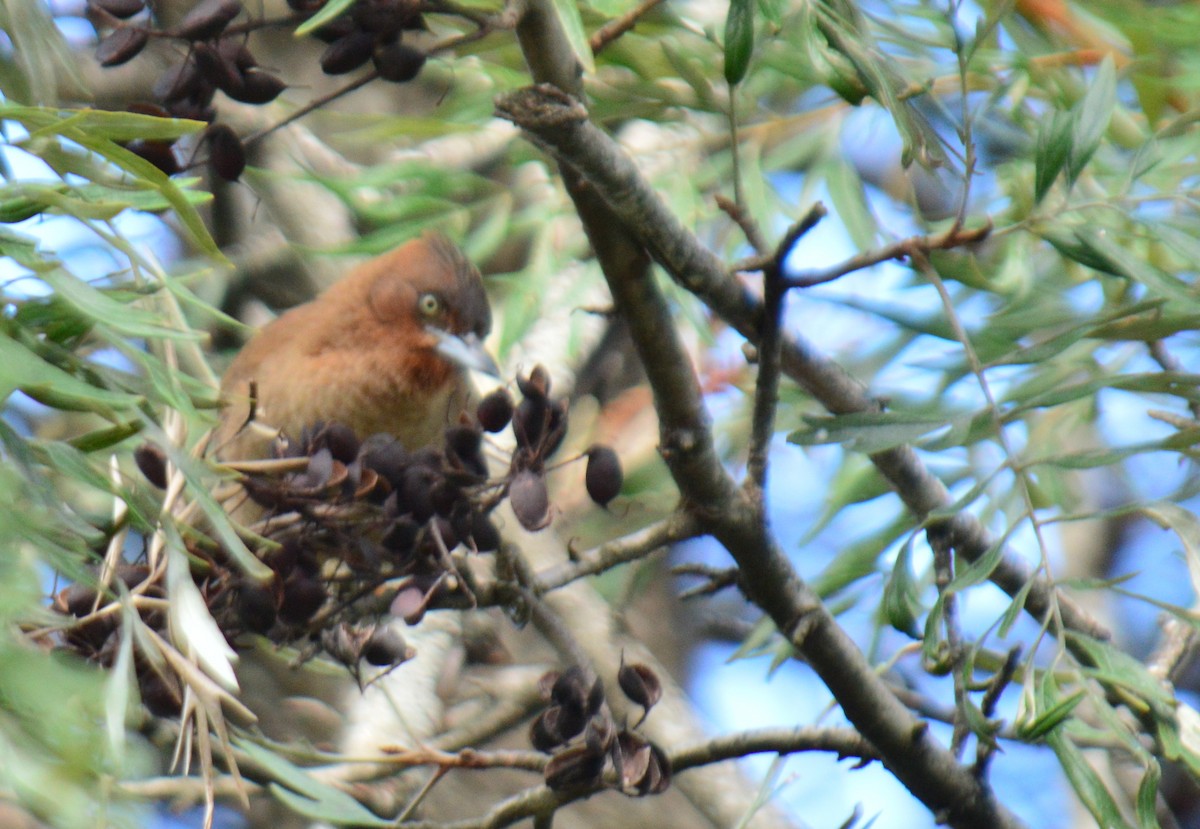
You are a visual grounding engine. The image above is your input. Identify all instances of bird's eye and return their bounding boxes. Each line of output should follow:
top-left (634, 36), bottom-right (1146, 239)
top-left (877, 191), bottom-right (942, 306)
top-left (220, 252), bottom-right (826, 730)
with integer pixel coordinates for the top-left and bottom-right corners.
top-left (418, 292), bottom-right (441, 317)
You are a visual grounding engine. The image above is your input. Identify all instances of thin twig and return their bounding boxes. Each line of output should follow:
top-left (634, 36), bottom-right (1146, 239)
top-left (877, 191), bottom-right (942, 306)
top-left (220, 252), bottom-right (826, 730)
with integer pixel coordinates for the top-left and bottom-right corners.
top-left (588, 0), bottom-right (667, 54)
top-left (781, 222), bottom-right (992, 289)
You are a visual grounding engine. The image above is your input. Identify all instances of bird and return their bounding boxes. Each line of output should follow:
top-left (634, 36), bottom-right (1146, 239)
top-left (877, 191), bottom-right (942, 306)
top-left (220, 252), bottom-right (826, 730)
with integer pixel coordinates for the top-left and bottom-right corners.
top-left (210, 232), bottom-right (496, 792)
top-left (214, 231), bottom-right (495, 462)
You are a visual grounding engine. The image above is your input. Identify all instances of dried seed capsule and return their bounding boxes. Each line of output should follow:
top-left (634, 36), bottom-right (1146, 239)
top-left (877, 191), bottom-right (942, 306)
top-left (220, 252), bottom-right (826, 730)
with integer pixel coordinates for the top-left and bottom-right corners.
top-left (352, 0), bottom-right (418, 38)
top-left (278, 574), bottom-right (325, 624)
top-left (206, 123), bottom-right (245, 181)
top-left (194, 41), bottom-right (244, 97)
top-left (359, 433), bottom-right (409, 488)
top-left (445, 424), bottom-right (486, 478)
top-left (138, 669), bottom-right (183, 717)
top-left (126, 139), bottom-right (181, 175)
top-left (134, 442), bottom-right (168, 487)
top-left (175, 0), bottom-right (242, 41)
top-left (544, 743), bottom-right (606, 791)
top-left (617, 657), bottom-right (662, 716)
top-left (311, 16), bottom-right (355, 43)
top-left (96, 27), bottom-right (148, 67)
top-left (373, 42), bottom-right (425, 83)
top-left (468, 511), bottom-right (500, 553)
top-left (476, 388), bottom-right (513, 432)
top-left (233, 69), bottom-right (286, 104)
top-left (236, 578), bottom-right (277, 634)
top-left (584, 445), bottom-right (622, 507)
top-left (509, 469), bottom-right (550, 531)
top-left (362, 626), bottom-right (411, 666)
top-left (154, 58), bottom-right (204, 103)
top-left (637, 743), bottom-right (671, 795)
top-left (91, 0), bottom-right (147, 19)
top-left (320, 30), bottom-right (375, 75)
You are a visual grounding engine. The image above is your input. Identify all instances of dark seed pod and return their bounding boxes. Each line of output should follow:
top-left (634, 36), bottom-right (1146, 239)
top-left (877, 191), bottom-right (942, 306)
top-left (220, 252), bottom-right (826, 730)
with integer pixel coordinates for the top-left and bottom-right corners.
top-left (585, 445), bottom-right (622, 507)
top-left (509, 469), bottom-right (550, 531)
top-left (530, 707), bottom-right (567, 753)
top-left (445, 425), bottom-right (486, 479)
top-left (91, 0), bottom-right (147, 19)
top-left (362, 626), bottom-right (411, 666)
top-left (542, 399), bottom-right (568, 457)
top-left (617, 657), bottom-right (661, 716)
top-left (400, 464), bottom-right (438, 522)
top-left (311, 15), bottom-right (355, 43)
top-left (217, 36), bottom-right (257, 70)
top-left (518, 364), bottom-right (551, 400)
top-left (154, 58), bottom-right (205, 103)
top-left (236, 578), bottom-right (277, 634)
top-left (59, 583), bottom-right (99, 617)
top-left (544, 743), bottom-right (606, 791)
top-left (134, 442), bottom-right (168, 488)
top-left (637, 743), bottom-right (671, 795)
top-left (320, 30), bottom-right (376, 75)
top-left (278, 573), bottom-right (325, 624)
top-left (373, 42), bottom-right (425, 83)
top-left (551, 665), bottom-right (589, 711)
top-left (175, 0), bottom-right (242, 41)
top-left (359, 433), bottom-right (409, 489)
top-left (194, 42), bottom-right (244, 97)
top-left (96, 27), bottom-right (149, 67)
top-left (382, 516), bottom-right (420, 554)
top-left (312, 421), bottom-right (360, 464)
top-left (352, 0), bottom-right (418, 38)
top-left (139, 669), bottom-right (183, 717)
top-left (513, 394), bottom-right (547, 450)
top-left (126, 139), bottom-right (181, 176)
top-left (206, 123), bottom-right (245, 182)
top-left (476, 388), bottom-right (513, 433)
top-left (615, 730), bottom-right (651, 790)
top-left (233, 69), bottom-right (286, 104)
top-left (469, 511), bottom-right (500, 553)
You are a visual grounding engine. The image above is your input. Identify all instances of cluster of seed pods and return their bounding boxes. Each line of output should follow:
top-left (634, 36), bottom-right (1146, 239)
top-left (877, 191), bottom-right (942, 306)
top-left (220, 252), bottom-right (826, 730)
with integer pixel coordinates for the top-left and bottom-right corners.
top-left (531, 662), bottom-right (670, 795)
top-left (89, 0), bottom-right (435, 181)
top-left (53, 367), bottom-right (626, 719)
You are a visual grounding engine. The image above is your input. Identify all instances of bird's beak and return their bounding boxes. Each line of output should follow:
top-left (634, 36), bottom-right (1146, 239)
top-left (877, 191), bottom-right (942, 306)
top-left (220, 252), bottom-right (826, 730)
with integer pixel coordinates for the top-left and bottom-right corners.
top-left (431, 329), bottom-right (500, 377)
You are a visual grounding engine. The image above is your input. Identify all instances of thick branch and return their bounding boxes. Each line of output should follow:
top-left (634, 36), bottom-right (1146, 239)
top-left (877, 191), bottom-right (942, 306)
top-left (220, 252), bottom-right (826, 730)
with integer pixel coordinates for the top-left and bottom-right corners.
top-left (495, 85), bottom-right (1023, 829)
top-left (494, 83), bottom-right (1108, 645)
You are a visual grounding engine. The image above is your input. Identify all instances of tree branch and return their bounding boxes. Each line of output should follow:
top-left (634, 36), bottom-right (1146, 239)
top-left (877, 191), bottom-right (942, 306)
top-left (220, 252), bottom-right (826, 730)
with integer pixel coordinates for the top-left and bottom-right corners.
top-left (493, 83), bottom-right (1109, 647)
top-left (496, 83), bottom-right (1024, 829)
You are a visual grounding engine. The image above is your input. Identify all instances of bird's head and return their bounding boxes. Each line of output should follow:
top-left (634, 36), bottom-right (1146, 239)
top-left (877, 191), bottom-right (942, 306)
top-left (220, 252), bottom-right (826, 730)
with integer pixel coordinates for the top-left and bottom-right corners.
top-left (353, 232), bottom-right (497, 375)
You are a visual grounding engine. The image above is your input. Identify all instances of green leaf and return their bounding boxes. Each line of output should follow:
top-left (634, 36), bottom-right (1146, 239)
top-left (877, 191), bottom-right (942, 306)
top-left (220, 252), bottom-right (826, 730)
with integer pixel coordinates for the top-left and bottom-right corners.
top-left (0, 333), bottom-right (140, 416)
top-left (1142, 503), bottom-right (1200, 610)
top-left (1034, 109), bottom-right (1073, 203)
top-left (294, 0), bottom-right (355, 36)
top-left (881, 533), bottom-right (923, 638)
top-left (0, 104), bottom-right (205, 144)
top-left (1068, 55), bottom-right (1117, 183)
top-left (1067, 632), bottom-right (1175, 714)
top-left (788, 411), bottom-right (950, 454)
top-left (724, 0), bottom-right (755, 86)
top-left (1047, 727), bottom-right (1137, 829)
top-left (1136, 763), bottom-right (1161, 829)
top-left (549, 0), bottom-right (596, 75)
top-left (1018, 688), bottom-right (1084, 741)
top-left (38, 270), bottom-right (197, 341)
top-left (810, 514), bottom-right (910, 598)
top-left (235, 740), bottom-right (393, 827)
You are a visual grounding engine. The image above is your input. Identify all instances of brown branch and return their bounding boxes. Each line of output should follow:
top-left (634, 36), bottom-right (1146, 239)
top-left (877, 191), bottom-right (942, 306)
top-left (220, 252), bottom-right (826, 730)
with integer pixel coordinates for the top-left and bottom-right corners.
top-left (534, 512), bottom-right (699, 592)
top-left (497, 82), bottom-right (1024, 829)
top-left (493, 83), bottom-right (1109, 648)
top-left (588, 0), bottom-right (668, 55)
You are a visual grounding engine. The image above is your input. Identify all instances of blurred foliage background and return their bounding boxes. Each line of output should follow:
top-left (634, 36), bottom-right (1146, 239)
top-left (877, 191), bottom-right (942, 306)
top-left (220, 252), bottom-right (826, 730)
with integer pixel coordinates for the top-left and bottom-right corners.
top-left (3, 0), bottom-right (1200, 826)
